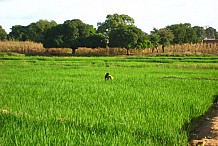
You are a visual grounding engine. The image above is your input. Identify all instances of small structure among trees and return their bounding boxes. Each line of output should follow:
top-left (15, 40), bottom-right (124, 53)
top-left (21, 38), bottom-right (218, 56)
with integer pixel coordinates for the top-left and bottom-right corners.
top-left (203, 39), bottom-right (218, 44)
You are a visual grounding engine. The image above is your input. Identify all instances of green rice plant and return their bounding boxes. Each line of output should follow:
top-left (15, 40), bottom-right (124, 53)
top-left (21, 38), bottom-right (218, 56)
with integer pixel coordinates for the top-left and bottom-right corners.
top-left (0, 55), bottom-right (218, 145)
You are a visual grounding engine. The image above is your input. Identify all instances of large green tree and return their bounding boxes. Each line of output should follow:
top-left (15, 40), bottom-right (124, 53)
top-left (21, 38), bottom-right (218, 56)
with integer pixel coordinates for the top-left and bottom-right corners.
top-left (9, 25), bottom-right (28, 41)
top-left (97, 13), bottom-right (149, 54)
top-left (148, 33), bottom-right (160, 52)
top-left (158, 28), bottom-right (174, 46)
top-left (9, 20), bottom-right (57, 42)
top-left (0, 25), bottom-right (7, 41)
top-left (205, 27), bottom-right (217, 39)
top-left (167, 23), bottom-right (197, 44)
top-left (43, 19), bottom-right (94, 54)
top-left (184, 27), bottom-right (198, 43)
top-left (109, 25), bottom-right (147, 55)
top-left (84, 34), bottom-right (107, 48)
top-left (149, 33), bottom-right (160, 47)
top-left (97, 13), bottom-right (135, 38)
top-left (193, 26), bottom-right (206, 42)
top-left (27, 20), bottom-right (57, 43)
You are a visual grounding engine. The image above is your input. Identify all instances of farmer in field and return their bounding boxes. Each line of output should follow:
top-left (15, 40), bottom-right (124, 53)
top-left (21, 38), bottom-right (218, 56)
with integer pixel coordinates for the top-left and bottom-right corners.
top-left (105, 73), bottom-right (114, 80)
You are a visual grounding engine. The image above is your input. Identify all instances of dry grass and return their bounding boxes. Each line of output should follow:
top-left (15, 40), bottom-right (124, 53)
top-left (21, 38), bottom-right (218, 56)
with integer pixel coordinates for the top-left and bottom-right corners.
top-left (0, 41), bottom-right (72, 56)
top-left (165, 43), bottom-right (218, 56)
top-left (0, 41), bottom-right (45, 55)
top-left (0, 41), bottom-right (217, 56)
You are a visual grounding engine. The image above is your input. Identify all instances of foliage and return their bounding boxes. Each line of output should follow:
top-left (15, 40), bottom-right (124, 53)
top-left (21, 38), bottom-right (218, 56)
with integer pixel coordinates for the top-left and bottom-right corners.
top-left (136, 40), bottom-right (153, 49)
top-left (97, 13), bottom-right (135, 37)
top-left (193, 26), bottom-right (206, 42)
top-left (27, 20), bottom-right (57, 43)
top-left (167, 23), bottom-right (197, 44)
top-left (205, 27), bottom-right (218, 39)
top-left (108, 25), bottom-right (147, 54)
top-left (157, 28), bottom-right (174, 46)
top-left (97, 13), bottom-right (148, 53)
top-left (109, 26), bottom-right (137, 48)
top-left (9, 25), bottom-right (28, 41)
top-left (84, 34), bottom-right (107, 48)
top-left (43, 19), bottom-right (94, 54)
top-left (149, 33), bottom-right (160, 47)
top-left (1, 14), bottom-right (218, 51)
top-left (8, 20), bottom-right (57, 42)
top-left (0, 25), bottom-right (7, 41)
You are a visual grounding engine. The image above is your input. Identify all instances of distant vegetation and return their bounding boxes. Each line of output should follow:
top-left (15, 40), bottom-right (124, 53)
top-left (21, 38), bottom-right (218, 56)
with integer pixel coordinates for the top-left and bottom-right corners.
top-left (0, 41), bottom-right (217, 56)
top-left (0, 13), bottom-right (217, 55)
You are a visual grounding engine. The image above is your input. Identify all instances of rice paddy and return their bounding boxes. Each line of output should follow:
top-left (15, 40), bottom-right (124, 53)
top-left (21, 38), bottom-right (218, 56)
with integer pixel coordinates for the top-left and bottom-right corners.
top-left (0, 53), bottom-right (218, 145)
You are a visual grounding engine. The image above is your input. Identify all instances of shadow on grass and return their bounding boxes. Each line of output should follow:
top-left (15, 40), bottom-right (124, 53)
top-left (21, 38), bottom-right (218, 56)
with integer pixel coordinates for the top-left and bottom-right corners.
top-left (2, 95), bottom-right (218, 145)
top-left (183, 95), bottom-right (218, 142)
top-left (0, 111), bottom-right (122, 145)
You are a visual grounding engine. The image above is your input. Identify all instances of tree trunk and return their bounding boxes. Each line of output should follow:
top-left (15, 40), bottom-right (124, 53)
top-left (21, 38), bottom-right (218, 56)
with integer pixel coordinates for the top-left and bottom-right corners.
top-left (162, 45), bottom-right (165, 53)
top-left (71, 48), bottom-right (76, 55)
top-left (126, 49), bottom-right (130, 55)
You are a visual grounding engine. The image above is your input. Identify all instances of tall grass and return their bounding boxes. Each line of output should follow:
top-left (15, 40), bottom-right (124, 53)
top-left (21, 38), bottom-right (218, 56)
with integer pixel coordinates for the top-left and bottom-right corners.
top-left (0, 41), bottom-right (71, 56)
top-left (166, 43), bottom-right (218, 55)
top-left (0, 41), bottom-right (45, 55)
top-left (0, 41), bottom-right (217, 56)
top-left (0, 55), bottom-right (218, 145)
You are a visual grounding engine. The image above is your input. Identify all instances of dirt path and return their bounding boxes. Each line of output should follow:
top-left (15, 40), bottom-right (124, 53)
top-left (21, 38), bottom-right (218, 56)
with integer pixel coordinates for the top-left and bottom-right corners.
top-left (189, 103), bottom-right (218, 146)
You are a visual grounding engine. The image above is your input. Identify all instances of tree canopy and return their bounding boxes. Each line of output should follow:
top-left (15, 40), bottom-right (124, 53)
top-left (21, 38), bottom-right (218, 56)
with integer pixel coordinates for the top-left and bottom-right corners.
top-left (27, 20), bottom-right (57, 43)
top-left (97, 13), bottom-right (135, 37)
top-left (1, 13), bottom-right (218, 54)
top-left (43, 19), bottom-right (95, 54)
top-left (205, 27), bottom-right (218, 39)
top-left (109, 25), bottom-right (147, 55)
top-left (193, 26), bottom-right (206, 42)
top-left (157, 28), bottom-right (174, 46)
top-left (8, 20), bottom-right (57, 42)
top-left (0, 25), bottom-right (7, 41)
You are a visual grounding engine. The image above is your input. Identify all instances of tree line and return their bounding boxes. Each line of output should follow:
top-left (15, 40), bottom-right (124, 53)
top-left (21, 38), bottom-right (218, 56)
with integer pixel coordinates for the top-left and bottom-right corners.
top-left (0, 13), bottom-right (217, 55)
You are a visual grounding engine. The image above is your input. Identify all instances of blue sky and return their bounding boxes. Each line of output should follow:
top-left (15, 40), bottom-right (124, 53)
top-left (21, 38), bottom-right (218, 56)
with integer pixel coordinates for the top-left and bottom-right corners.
top-left (0, 0), bottom-right (217, 33)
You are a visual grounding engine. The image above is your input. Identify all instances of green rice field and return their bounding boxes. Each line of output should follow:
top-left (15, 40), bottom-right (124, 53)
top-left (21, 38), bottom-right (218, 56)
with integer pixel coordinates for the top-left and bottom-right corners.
top-left (0, 53), bottom-right (218, 145)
